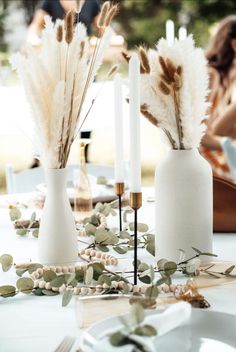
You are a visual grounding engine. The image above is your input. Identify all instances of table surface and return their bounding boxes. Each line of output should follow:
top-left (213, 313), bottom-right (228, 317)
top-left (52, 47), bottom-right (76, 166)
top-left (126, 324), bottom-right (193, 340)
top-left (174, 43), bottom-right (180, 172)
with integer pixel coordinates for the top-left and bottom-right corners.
top-left (0, 191), bottom-right (236, 352)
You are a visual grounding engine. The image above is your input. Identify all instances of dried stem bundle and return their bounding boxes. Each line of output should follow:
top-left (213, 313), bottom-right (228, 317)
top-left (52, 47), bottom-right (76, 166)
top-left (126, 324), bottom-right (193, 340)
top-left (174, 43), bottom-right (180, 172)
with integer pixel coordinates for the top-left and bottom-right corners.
top-left (11, 3), bottom-right (116, 168)
top-left (138, 36), bottom-right (209, 149)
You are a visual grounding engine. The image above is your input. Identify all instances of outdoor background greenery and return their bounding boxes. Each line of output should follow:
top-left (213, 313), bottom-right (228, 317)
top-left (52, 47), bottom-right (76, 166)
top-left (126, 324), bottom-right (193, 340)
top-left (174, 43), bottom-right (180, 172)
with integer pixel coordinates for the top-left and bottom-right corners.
top-left (0, 0), bottom-right (236, 53)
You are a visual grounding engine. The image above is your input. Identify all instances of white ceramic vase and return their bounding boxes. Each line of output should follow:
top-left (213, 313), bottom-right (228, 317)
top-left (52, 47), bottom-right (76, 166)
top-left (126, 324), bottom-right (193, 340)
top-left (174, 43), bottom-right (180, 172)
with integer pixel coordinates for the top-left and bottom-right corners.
top-left (38, 168), bottom-right (78, 265)
top-left (155, 149), bottom-right (213, 262)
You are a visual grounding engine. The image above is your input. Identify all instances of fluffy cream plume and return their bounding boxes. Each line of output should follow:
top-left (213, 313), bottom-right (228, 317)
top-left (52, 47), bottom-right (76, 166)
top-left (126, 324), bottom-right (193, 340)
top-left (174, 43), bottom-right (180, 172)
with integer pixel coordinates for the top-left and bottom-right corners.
top-left (11, 16), bottom-right (111, 168)
top-left (139, 36), bottom-right (209, 149)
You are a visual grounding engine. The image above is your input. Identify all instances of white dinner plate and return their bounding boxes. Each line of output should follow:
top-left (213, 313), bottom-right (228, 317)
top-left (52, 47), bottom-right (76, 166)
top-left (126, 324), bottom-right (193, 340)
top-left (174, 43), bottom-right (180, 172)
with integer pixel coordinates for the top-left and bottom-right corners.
top-left (80, 309), bottom-right (236, 352)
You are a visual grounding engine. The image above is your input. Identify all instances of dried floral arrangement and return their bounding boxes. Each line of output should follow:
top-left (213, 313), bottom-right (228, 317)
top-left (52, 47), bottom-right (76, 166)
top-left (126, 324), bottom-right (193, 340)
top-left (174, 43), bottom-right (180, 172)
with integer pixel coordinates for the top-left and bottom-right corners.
top-left (11, 2), bottom-right (118, 168)
top-left (125, 36), bottom-right (209, 150)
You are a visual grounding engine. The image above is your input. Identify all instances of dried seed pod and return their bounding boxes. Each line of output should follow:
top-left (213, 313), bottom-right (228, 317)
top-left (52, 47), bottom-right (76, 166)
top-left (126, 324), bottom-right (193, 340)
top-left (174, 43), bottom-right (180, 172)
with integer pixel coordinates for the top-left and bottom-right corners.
top-left (56, 24), bottom-right (63, 42)
top-left (177, 65), bottom-right (182, 75)
top-left (139, 46), bottom-right (150, 74)
top-left (173, 72), bottom-right (182, 90)
top-left (107, 64), bottom-right (119, 79)
top-left (97, 1), bottom-right (110, 28)
top-left (159, 56), bottom-right (174, 82)
top-left (79, 41), bottom-right (85, 59)
top-left (104, 4), bottom-right (119, 27)
top-left (140, 104), bottom-right (159, 126)
top-left (159, 80), bottom-right (171, 95)
top-left (166, 58), bottom-right (177, 79)
top-left (160, 73), bottom-right (172, 85)
top-left (122, 51), bottom-right (131, 63)
top-left (65, 10), bottom-right (75, 44)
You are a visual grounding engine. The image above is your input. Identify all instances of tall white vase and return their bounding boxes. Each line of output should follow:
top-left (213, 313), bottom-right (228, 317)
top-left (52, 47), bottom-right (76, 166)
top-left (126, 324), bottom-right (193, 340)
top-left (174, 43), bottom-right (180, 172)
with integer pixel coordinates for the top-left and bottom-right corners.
top-left (38, 168), bottom-right (78, 265)
top-left (155, 149), bottom-right (213, 262)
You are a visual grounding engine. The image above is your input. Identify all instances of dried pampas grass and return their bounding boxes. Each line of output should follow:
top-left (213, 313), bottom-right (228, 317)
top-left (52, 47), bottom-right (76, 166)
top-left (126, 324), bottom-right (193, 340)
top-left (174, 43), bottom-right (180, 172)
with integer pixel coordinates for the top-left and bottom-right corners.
top-left (11, 4), bottom-right (116, 168)
top-left (138, 36), bottom-right (209, 149)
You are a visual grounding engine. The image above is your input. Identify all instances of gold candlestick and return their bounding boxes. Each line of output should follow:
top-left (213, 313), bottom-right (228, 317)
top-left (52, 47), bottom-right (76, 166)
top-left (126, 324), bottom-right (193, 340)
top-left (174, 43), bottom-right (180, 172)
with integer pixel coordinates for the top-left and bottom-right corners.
top-left (130, 192), bottom-right (142, 285)
top-left (115, 182), bottom-right (125, 231)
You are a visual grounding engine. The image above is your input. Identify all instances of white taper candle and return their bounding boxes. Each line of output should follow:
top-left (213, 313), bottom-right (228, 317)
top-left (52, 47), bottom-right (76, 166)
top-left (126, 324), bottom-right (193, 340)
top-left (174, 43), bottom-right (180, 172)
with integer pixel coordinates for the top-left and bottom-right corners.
top-left (114, 73), bottom-right (125, 182)
top-left (166, 19), bottom-right (175, 46)
top-left (178, 26), bottom-right (187, 41)
top-left (129, 53), bottom-right (141, 193)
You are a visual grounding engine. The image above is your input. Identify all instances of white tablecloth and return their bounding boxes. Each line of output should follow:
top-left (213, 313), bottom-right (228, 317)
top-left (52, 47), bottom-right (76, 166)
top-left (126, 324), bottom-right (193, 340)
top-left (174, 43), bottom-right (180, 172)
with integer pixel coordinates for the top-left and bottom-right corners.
top-left (0, 193), bottom-right (236, 352)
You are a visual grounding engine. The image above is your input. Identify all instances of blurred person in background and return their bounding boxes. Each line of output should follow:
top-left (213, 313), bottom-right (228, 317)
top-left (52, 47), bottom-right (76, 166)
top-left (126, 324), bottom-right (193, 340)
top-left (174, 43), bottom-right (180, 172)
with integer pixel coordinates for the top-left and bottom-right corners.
top-left (27, 0), bottom-right (101, 46)
top-left (201, 15), bottom-right (236, 181)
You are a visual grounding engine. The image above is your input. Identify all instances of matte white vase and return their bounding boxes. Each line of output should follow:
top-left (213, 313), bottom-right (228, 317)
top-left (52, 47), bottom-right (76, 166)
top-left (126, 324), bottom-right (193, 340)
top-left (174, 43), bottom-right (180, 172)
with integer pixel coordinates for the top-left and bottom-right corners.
top-left (38, 168), bottom-right (78, 265)
top-left (155, 149), bottom-right (213, 262)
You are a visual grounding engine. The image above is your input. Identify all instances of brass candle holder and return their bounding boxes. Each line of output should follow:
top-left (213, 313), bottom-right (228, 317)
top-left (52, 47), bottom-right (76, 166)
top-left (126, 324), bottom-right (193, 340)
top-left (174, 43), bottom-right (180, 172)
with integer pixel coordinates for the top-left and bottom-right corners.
top-left (130, 192), bottom-right (142, 285)
top-left (115, 182), bottom-right (125, 232)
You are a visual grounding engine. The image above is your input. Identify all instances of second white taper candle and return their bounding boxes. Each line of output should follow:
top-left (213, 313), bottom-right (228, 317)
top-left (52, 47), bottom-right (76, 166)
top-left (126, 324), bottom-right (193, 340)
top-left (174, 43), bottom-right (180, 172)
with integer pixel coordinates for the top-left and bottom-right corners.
top-left (129, 53), bottom-right (141, 193)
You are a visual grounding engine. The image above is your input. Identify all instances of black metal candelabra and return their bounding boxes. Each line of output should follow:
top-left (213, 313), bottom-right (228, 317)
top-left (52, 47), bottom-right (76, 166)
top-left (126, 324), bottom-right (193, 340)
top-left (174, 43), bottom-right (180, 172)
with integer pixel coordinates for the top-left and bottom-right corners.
top-left (130, 192), bottom-right (142, 285)
top-left (115, 182), bottom-right (125, 232)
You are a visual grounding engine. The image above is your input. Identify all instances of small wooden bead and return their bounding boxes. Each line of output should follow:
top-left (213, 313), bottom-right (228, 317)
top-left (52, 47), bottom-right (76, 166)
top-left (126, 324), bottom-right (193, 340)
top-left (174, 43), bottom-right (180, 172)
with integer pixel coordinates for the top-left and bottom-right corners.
top-left (133, 285), bottom-right (139, 293)
top-left (85, 249), bottom-right (91, 256)
top-left (59, 284), bottom-right (66, 294)
top-left (90, 250), bottom-right (96, 257)
top-left (37, 268), bottom-right (43, 276)
top-left (34, 272), bottom-right (39, 279)
top-left (80, 249), bottom-right (85, 255)
top-left (45, 282), bottom-right (51, 290)
top-left (88, 288), bottom-right (95, 294)
top-left (34, 280), bottom-right (39, 288)
top-left (118, 281), bottom-right (124, 289)
top-left (95, 285), bottom-right (103, 292)
top-left (39, 281), bottom-right (46, 289)
top-left (56, 266), bottom-right (62, 273)
top-left (73, 287), bottom-right (80, 294)
top-left (43, 266), bottom-right (50, 271)
top-left (75, 265), bottom-right (82, 271)
top-left (102, 283), bottom-right (110, 289)
top-left (101, 253), bottom-right (107, 259)
top-left (68, 266), bottom-right (75, 273)
top-left (50, 266), bottom-right (56, 271)
top-left (81, 287), bottom-right (88, 295)
top-left (106, 259), bottom-right (111, 266)
top-left (170, 284), bottom-right (176, 292)
top-left (62, 266), bottom-right (69, 274)
top-left (162, 284), bottom-right (170, 293)
top-left (96, 252), bottom-right (102, 259)
top-left (52, 287), bottom-right (59, 292)
top-left (111, 281), bottom-right (118, 289)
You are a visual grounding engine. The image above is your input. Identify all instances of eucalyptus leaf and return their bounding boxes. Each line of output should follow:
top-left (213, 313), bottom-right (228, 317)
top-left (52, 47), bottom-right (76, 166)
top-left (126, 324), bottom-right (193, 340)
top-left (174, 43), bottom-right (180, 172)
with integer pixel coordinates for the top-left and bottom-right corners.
top-left (95, 228), bottom-right (110, 244)
top-left (164, 261), bottom-right (177, 276)
top-left (185, 258), bottom-right (201, 275)
top-left (9, 208), bottom-right (21, 221)
top-left (149, 266), bottom-right (155, 282)
top-left (50, 275), bottom-right (65, 288)
top-left (42, 289), bottom-right (59, 296)
top-left (138, 263), bottom-right (149, 272)
top-left (131, 303), bottom-right (144, 324)
top-left (28, 263), bottom-right (43, 274)
top-left (30, 212), bottom-right (36, 224)
top-left (191, 247), bottom-right (202, 255)
top-left (0, 285), bottom-right (16, 297)
top-left (138, 275), bottom-right (151, 284)
top-left (110, 332), bottom-right (127, 347)
top-left (225, 265), bottom-right (235, 275)
top-left (16, 277), bottom-right (34, 294)
top-left (62, 290), bottom-right (73, 307)
top-left (119, 231), bottom-right (132, 240)
top-left (16, 269), bottom-right (27, 277)
top-left (43, 270), bottom-right (57, 282)
top-left (95, 244), bottom-right (109, 252)
top-left (97, 274), bottom-right (111, 286)
top-left (146, 241), bottom-right (155, 256)
top-left (85, 223), bottom-right (96, 235)
top-left (145, 286), bottom-right (158, 299)
top-left (75, 269), bottom-right (84, 282)
top-left (157, 259), bottom-right (168, 270)
top-left (65, 273), bottom-right (76, 285)
top-left (0, 254), bottom-right (13, 272)
top-left (200, 252), bottom-right (218, 257)
top-left (32, 229), bottom-right (39, 238)
top-left (134, 325), bottom-right (157, 337)
top-left (85, 266), bottom-right (94, 285)
top-left (114, 246), bottom-right (128, 255)
top-left (16, 229), bottom-right (28, 236)
top-left (129, 222), bottom-right (149, 233)
top-left (33, 288), bottom-right (44, 296)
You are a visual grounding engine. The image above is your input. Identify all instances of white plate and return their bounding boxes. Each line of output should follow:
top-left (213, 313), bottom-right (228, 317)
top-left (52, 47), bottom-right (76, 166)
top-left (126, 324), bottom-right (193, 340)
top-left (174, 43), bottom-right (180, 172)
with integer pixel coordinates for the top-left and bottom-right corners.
top-left (80, 309), bottom-right (236, 352)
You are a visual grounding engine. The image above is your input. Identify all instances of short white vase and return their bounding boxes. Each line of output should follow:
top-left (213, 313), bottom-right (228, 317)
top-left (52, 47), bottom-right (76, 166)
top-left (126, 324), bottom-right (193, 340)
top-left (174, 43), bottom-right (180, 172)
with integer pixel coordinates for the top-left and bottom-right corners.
top-left (155, 149), bottom-right (213, 262)
top-left (38, 168), bottom-right (78, 265)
